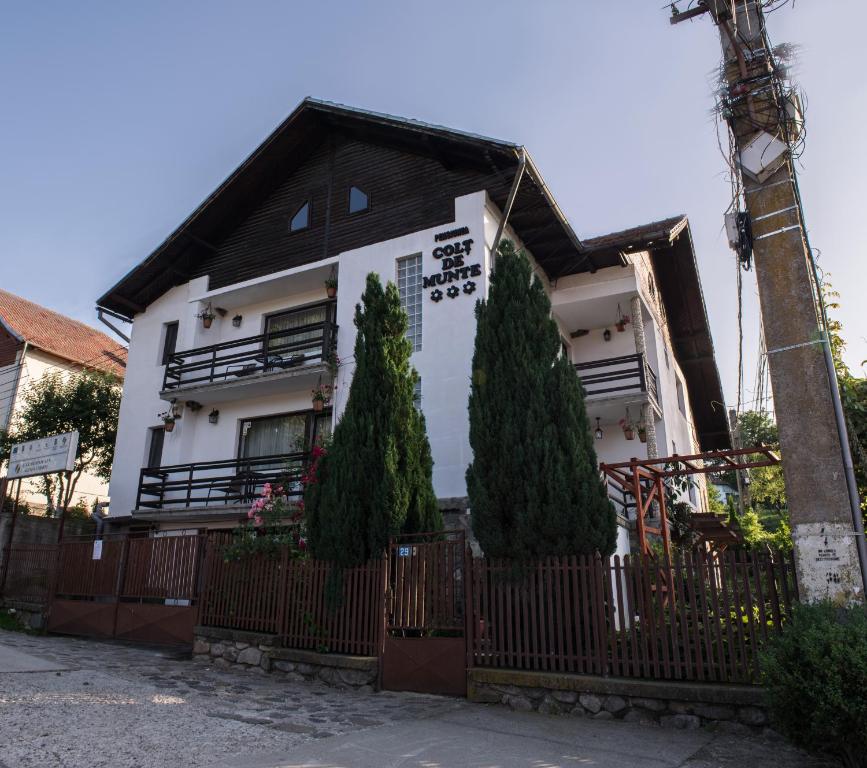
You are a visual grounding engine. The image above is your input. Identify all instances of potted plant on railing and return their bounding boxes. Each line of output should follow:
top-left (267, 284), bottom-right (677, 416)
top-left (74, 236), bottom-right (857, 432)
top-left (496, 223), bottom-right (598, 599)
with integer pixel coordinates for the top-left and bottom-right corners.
top-left (159, 410), bottom-right (176, 433)
top-left (325, 277), bottom-right (338, 299)
top-left (311, 384), bottom-right (332, 412)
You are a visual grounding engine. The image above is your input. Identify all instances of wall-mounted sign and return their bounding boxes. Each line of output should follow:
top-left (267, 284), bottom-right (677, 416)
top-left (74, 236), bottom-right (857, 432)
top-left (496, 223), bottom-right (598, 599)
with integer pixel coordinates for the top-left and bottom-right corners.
top-left (7, 431), bottom-right (79, 480)
top-left (425, 228), bottom-right (482, 303)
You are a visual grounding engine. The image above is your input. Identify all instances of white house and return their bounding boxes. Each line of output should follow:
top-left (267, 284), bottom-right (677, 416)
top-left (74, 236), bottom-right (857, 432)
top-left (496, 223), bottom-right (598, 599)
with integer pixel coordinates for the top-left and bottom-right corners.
top-left (97, 99), bottom-right (729, 555)
top-left (0, 289), bottom-right (127, 512)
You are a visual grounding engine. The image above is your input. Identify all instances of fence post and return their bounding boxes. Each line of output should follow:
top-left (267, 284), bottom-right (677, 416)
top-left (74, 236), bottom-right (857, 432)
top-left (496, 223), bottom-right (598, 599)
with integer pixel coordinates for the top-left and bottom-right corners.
top-left (376, 550), bottom-right (388, 691)
top-left (192, 534), bottom-right (210, 629)
top-left (276, 545), bottom-right (289, 642)
top-left (464, 543), bottom-right (474, 672)
top-left (111, 537), bottom-right (131, 637)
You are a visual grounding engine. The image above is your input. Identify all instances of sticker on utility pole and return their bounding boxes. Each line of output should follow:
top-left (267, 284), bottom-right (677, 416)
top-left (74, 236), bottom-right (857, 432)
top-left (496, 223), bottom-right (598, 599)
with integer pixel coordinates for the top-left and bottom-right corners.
top-left (92, 540), bottom-right (103, 560)
top-left (7, 431), bottom-right (78, 480)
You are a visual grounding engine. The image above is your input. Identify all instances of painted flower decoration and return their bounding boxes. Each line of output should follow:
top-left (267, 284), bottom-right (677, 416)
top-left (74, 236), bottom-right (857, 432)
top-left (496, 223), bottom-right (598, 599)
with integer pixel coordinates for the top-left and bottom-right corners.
top-left (430, 289), bottom-right (443, 302)
top-left (462, 281), bottom-right (476, 295)
top-left (446, 285), bottom-right (460, 299)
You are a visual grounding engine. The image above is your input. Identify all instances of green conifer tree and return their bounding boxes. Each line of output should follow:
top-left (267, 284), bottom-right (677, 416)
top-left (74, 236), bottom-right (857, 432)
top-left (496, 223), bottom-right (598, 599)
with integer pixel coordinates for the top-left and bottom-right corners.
top-left (306, 273), bottom-right (441, 566)
top-left (466, 240), bottom-right (616, 559)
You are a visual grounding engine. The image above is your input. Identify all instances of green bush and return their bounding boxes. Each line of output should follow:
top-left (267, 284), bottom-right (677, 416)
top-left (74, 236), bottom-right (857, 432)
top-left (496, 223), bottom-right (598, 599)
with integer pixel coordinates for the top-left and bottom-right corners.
top-left (761, 601), bottom-right (867, 767)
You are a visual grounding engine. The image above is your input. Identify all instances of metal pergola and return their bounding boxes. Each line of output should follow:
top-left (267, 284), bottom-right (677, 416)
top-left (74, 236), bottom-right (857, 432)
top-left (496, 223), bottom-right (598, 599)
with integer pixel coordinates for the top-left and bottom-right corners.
top-left (600, 446), bottom-right (781, 558)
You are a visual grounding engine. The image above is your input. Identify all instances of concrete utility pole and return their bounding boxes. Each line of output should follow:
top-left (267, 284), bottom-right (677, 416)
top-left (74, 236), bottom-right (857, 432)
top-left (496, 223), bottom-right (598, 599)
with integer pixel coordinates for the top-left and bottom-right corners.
top-left (672, 0), bottom-right (866, 604)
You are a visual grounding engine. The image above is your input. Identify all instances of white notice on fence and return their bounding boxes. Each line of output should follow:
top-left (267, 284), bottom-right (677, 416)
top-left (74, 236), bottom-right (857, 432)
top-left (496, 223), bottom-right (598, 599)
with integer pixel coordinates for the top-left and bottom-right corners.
top-left (7, 431), bottom-right (78, 480)
top-left (92, 540), bottom-right (103, 560)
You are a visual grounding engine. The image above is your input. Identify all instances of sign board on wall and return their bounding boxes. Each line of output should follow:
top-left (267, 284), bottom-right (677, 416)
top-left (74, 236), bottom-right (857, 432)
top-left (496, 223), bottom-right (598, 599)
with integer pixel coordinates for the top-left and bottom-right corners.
top-left (7, 431), bottom-right (79, 480)
top-left (423, 226), bottom-right (482, 303)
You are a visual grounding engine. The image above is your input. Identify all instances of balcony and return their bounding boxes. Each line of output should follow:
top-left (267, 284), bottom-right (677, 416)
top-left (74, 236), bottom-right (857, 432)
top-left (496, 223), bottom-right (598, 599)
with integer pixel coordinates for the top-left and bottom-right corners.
top-left (575, 353), bottom-right (660, 410)
top-left (160, 311), bottom-right (336, 404)
top-left (136, 453), bottom-right (308, 513)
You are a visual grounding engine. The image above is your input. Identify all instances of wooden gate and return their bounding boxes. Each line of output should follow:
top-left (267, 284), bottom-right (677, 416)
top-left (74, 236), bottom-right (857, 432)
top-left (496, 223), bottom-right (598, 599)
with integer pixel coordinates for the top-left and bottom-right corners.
top-left (381, 531), bottom-right (468, 696)
top-left (47, 534), bottom-right (205, 646)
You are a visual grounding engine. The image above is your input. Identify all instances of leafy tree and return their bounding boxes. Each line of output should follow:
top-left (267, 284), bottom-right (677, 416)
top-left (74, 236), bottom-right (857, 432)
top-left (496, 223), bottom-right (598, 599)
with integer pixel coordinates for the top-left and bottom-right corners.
top-left (0, 371), bottom-right (120, 512)
top-left (706, 483), bottom-right (726, 515)
top-left (823, 278), bottom-right (867, 524)
top-left (739, 507), bottom-right (792, 553)
top-left (305, 273), bottom-right (441, 566)
top-left (466, 240), bottom-right (616, 559)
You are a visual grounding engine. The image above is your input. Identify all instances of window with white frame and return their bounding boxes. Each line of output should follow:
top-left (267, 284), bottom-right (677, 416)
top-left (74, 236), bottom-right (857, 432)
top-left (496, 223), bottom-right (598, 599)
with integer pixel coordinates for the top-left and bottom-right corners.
top-left (397, 254), bottom-right (423, 352)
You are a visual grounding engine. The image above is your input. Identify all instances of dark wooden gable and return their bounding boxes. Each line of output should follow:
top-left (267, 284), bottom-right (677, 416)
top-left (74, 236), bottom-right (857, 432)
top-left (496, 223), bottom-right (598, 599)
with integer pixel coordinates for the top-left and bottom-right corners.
top-left (193, 134), bottom-right (503, 290)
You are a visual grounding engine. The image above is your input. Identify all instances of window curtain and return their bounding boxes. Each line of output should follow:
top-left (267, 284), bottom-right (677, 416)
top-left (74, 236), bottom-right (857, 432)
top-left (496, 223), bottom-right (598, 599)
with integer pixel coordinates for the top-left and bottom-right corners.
top-left (240, 414), bottom-right (307, 459)
top-left (266, 306), bottom-right (326, 356)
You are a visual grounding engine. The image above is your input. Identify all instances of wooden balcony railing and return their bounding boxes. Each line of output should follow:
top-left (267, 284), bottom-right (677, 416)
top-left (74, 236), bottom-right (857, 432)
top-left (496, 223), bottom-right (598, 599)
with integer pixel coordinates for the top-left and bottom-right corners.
top-left (574, 353), bottom-right (659, 404)
top-left (136, 452), bottom-right (308, 510)
top-left (162, 305), bottom-right (337, 391)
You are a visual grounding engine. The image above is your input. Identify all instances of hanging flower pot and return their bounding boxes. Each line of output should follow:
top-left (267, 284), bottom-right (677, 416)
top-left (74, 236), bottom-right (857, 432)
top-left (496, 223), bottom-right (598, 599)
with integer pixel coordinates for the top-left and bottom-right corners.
top-left (201, 313), bottom-right (214, 329)
top-left (158, 409), bottom-right (175, 432)
top-left (614, 304), bottom-right (629, 332)
top-left (325, 277), bottom-right (338, 299)
top-left (638, 427), bottom-right (647, 443)
top-left (623, 426), bottom-right (635, 441)
top-left (312, 398), bottom-right (324, 413)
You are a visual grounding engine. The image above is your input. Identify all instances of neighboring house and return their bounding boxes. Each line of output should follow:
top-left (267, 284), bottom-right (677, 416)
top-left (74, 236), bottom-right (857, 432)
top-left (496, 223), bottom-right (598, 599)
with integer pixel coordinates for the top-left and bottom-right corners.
top-left (97, 98), bottom-right (729, 557)
top-left (0, 289), bottom-right (127, 512)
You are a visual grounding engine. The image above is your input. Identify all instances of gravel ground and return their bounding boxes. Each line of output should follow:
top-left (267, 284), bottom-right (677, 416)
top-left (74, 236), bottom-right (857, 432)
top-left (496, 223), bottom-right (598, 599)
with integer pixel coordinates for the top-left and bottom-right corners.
top-left (0, 630), bottom-right (837, 768)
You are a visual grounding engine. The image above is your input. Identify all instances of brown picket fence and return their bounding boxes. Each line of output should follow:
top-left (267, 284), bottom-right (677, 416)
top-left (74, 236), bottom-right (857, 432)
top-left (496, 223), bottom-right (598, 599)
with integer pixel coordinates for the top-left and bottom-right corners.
top-left (198, 545), bottom-right (386, 657)
top-left (468, 549), bottom-right (797, 684)
top-left (53, 538), bottom-right (127, 598)
top-left (2, 529), bottom-right (797, 685)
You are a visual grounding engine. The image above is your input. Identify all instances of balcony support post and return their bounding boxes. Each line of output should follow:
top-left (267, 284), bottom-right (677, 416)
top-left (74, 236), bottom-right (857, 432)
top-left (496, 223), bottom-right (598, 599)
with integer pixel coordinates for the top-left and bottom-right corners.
top-left (630, 294), bottom-right (658, 459)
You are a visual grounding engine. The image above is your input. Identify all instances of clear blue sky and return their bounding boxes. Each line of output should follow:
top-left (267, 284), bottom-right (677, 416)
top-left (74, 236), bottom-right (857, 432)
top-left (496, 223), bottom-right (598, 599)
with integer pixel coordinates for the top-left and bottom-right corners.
top-left (2, 1), bottom-right (864, 409)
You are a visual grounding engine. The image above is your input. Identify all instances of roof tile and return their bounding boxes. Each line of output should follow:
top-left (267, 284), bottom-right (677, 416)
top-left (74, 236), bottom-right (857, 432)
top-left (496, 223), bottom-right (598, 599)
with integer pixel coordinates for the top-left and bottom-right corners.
top-left (0, 289), bottom-right (127, 377)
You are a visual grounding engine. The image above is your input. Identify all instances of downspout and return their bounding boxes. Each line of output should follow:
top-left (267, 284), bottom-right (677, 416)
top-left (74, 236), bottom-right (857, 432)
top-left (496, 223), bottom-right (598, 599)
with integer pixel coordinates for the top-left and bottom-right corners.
top-left (3, 341), bottom-right (28, 432)
top-left (490, 148), bottom-right (527, 261)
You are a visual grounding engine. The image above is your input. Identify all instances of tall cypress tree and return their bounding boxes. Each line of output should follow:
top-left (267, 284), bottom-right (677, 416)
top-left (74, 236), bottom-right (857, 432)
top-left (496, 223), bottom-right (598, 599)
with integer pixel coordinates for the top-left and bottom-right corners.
top-left (466, 240), bottom-right (616, 559)
top-left (306, 273), bottom-right (441, 566)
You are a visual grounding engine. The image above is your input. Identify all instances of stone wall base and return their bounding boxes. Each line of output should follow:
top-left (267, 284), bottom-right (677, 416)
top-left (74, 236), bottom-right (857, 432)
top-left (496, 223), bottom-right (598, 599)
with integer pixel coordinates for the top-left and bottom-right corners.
top-left (192, 626), bottom-right (378, 691)
top-left (469, 668), bottom-right (770, 732)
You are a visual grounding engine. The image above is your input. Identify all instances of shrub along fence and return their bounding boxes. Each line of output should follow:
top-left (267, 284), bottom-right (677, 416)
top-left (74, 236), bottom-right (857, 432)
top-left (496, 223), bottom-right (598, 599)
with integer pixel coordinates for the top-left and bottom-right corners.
top-left (198, 543), bottom-right (386, 657)
top-left (468, 549), bottom-right (797, 684)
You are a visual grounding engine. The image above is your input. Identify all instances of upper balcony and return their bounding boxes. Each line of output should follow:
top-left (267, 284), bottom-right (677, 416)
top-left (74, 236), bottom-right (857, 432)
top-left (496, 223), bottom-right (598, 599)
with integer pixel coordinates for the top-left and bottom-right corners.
top-left (575, 352), bottom-right (660, 414)
top-left (160, 302), bottom-right (336, 404)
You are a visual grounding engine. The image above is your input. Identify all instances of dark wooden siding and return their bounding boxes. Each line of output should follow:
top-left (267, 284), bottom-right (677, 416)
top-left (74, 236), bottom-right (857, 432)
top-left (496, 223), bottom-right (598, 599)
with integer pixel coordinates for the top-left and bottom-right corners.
top-left (0, 326), bottom-right (21, 367)
top-left (193, 136), bottom-right (501, 290)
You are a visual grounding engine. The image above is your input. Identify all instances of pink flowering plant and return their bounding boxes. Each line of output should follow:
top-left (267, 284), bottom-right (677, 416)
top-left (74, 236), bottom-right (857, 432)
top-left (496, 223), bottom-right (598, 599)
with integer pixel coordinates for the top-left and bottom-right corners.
top-left (223, 478), bottom-right (307, 561)
top-left (223, 439), bottom-right (330, 561)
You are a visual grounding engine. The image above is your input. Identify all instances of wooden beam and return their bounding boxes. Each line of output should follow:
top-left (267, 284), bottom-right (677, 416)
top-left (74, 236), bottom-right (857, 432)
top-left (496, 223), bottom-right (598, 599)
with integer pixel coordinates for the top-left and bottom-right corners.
top-left (669, 4), bottom-right (709, 25)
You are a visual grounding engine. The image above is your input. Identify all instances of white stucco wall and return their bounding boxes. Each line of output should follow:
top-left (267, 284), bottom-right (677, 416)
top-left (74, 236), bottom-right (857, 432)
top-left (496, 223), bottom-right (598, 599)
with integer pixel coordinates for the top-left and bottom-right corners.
top-left (335, 192), bottom-right (489, 500)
